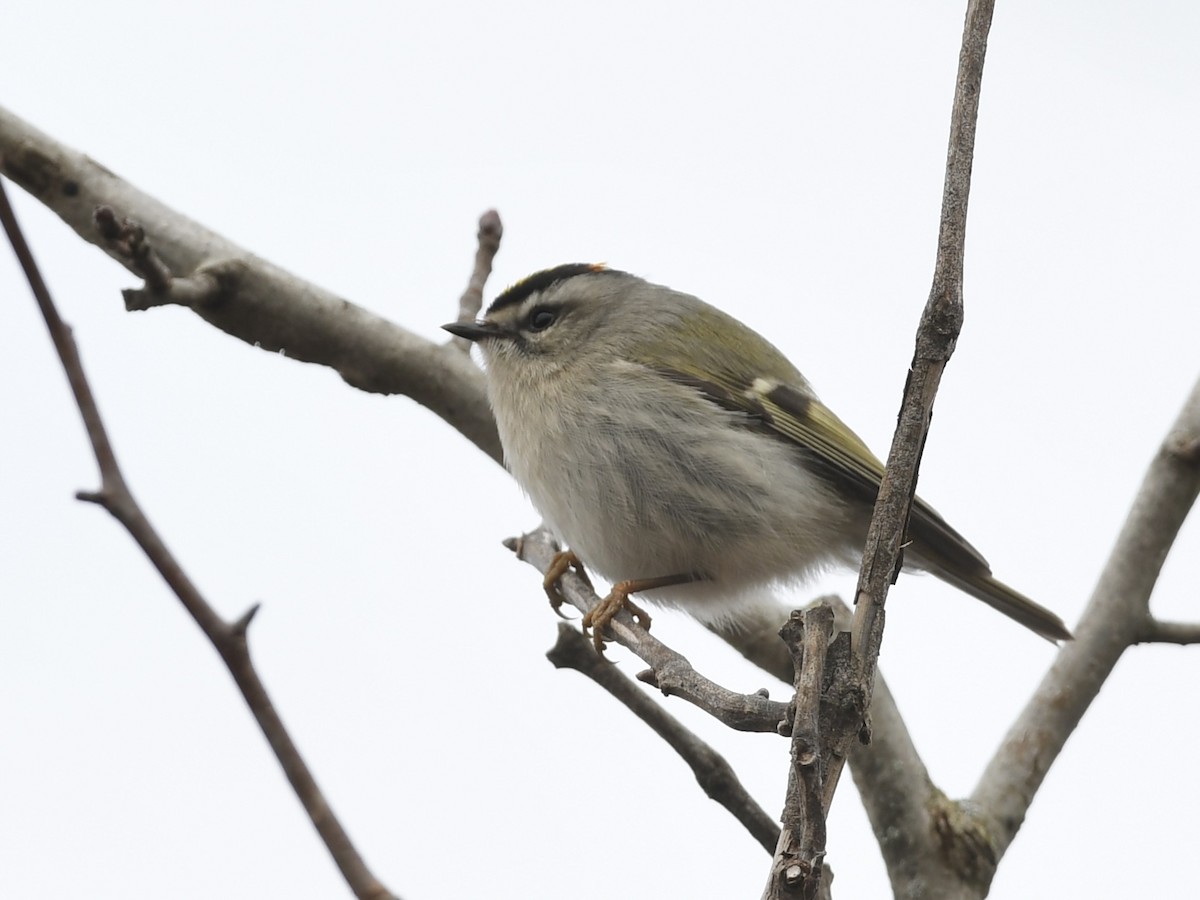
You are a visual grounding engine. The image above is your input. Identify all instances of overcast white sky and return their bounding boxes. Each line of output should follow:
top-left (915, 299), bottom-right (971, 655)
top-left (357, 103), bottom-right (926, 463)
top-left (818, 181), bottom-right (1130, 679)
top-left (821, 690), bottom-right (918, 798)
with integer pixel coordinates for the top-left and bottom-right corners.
top-left (2, 2), bottom-right (1198, 898)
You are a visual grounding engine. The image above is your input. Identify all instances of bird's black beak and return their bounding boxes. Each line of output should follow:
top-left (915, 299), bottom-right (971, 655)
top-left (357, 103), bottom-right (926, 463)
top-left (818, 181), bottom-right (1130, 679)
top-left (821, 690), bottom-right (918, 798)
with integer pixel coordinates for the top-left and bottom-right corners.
top-left (442, 320), bottom-right (502, 342)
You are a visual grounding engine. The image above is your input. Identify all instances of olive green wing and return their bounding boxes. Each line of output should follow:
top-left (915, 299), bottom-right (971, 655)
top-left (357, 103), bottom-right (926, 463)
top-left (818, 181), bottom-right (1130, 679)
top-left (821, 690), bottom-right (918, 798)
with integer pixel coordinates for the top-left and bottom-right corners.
top-left (650, 363), bottom-right (991, 571)
top-left (647, 359), bottom-right (1071, 641)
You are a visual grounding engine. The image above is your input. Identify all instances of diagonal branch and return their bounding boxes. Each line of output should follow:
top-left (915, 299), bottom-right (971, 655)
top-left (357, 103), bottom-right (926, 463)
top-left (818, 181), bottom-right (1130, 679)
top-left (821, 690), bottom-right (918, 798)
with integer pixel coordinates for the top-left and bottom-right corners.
top-left (0, 105), bottom-right (829, 739)
top-left (508, 527), bottom-right (790, 734)
top-left (1, 175), bottom-right (399, 900)
top-left (0, 103), bottom-right (502, 464)
top-left (972, 374), bottom-right (1200, 859)
top-left (546, 623), bottom-right (779, 853)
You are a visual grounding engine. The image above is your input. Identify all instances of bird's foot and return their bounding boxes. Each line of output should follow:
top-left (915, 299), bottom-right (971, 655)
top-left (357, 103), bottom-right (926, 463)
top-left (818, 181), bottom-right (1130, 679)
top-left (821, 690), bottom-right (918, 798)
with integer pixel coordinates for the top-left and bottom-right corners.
top-left (543, 550), bottom-right (592, 618)
top-left (581, 582), bottom-right (653, 654)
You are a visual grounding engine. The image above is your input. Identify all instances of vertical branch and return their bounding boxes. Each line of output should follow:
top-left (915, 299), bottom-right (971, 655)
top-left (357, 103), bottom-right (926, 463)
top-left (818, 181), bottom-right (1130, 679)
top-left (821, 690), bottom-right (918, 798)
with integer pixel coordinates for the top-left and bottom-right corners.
top-left (451, 209), bottom-right (503, 352)
top-left (850, 0), bottom-right (993, 675)
top-left (763, 607), bottom-right (835, 900)
top-left (764, 1), bottom-right (997, 895)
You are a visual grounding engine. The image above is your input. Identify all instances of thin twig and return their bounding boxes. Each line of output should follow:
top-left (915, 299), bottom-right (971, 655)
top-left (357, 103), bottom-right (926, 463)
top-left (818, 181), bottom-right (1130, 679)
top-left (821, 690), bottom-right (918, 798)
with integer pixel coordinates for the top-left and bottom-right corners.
top-left (0, 174), bottom-right (398, 900)
top-left (507, 528), bottom-right (790, 733)
top-left (1137, 618), bottom-right (1200, 645)
top-left (93, 204), bottom-right (227, 311)
top-left (546, 623), bottom-right (779, 853)
top-left (452, 209), bottom-right (503, 352)
top-left (760, 1), bottom-right (997, 895)
top-left (849, 0), bottom-right (992, 678)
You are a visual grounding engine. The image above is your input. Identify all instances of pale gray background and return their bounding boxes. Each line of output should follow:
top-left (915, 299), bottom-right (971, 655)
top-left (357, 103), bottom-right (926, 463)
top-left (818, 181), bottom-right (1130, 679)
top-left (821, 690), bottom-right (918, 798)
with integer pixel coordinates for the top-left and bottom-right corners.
top-left (2, 2), bottom-right (1197, 898)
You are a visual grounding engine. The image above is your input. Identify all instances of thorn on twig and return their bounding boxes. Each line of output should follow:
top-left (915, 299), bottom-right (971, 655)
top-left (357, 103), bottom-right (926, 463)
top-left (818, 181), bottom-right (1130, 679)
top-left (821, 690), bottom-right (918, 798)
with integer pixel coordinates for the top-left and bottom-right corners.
top-left (635, 668), bottom-right (660, 688)
top-left (76, 489), bottom-right (107, 505)
top-left (232, 603), bottom-right (262, 636)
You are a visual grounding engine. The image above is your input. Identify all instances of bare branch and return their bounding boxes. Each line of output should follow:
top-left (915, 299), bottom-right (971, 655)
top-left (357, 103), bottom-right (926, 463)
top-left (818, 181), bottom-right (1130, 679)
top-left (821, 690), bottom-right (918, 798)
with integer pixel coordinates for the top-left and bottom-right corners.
top-left (507, 527), bottom-right (790, 733)
top-left (715, 600), bottom-right (975, 896)
top-left (763, 607), bottom-right (834, 900)
top-left (849, 0), bottom-right (993, 678)
top-left (761, 3), bottom-right (1004, 896)
top-left (973, 374), bottom-right (1200, 858)
top-left (1137, 618), bottom-right (1200, 645)
top-left (0, 103), bottom-right (502, 464)
top-left (8, 29), bottom-right (1191, 894)
top-left (451, 209), bottom-right (503, 353)
top-left (93, 203), bottom-right (232, 310)
top-left (0, 176), bottom-right (399, 900)
top-left (546, 623), bottom-right (779, 853)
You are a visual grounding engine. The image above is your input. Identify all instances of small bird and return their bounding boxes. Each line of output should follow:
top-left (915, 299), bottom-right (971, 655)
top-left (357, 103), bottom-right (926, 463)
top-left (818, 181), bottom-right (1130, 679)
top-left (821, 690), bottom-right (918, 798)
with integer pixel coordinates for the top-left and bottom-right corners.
top-left (444, 264), bottom-right (1072, 650)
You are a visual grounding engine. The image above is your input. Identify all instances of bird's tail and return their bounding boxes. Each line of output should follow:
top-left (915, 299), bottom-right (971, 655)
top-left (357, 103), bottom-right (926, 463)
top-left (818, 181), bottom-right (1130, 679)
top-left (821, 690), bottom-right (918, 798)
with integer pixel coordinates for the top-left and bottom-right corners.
top-left (906, 496), bottom-right (1073, 642)
top-left (920, 562), bottom-right (1072, 643)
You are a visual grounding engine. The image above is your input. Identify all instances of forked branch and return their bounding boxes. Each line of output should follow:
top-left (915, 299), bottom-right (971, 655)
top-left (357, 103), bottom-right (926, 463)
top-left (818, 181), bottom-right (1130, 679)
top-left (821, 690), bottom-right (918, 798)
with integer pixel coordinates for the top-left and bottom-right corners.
top-left (2, 176), bottom-right (397, 900)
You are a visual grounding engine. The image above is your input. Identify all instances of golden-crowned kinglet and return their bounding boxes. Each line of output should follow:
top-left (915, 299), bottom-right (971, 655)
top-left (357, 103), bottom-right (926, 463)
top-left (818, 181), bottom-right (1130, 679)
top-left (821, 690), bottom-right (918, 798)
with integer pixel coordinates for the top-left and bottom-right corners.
top-left (444, 264), bottom-right (1071, 648)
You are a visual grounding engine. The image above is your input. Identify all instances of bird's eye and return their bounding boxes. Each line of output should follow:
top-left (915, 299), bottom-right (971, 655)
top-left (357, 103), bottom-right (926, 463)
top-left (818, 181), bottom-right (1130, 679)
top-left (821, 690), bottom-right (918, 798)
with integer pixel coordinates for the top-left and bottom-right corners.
top-left (527, 307), bottom-right (556, 332)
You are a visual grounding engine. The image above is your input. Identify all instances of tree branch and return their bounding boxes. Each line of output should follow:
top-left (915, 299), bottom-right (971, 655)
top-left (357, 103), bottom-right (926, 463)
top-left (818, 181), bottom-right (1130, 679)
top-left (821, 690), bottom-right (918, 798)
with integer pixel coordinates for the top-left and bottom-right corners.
top-left (6, 30), bottom-right (1193, 895)
top-left (972, 374), bottom-right (1200, 859)
top-left (0, 106), bottom-right (834, 746)
top-left (0, 103), bottom-right (502, 464)
top-left (507, 527), bottom-right (790, 734)
top-left (451, 209), bottom-right (503, 353)
top-left (546, 623), bottom-right (779, 853)
top-left (849, 0), bottom-right (992, 685)
top-left (715, 602), bottom-right (981, 898)
top-left (709, 600), bottom-right (941, 873)
top-left (758, 2), bottom-right (998, 896)
top-left (0, 175), bottom-right (399, 900)
top-left (1136, 618), bottom-right (1200, 645)
top-left (763, 607), bottom-right (836, 900)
